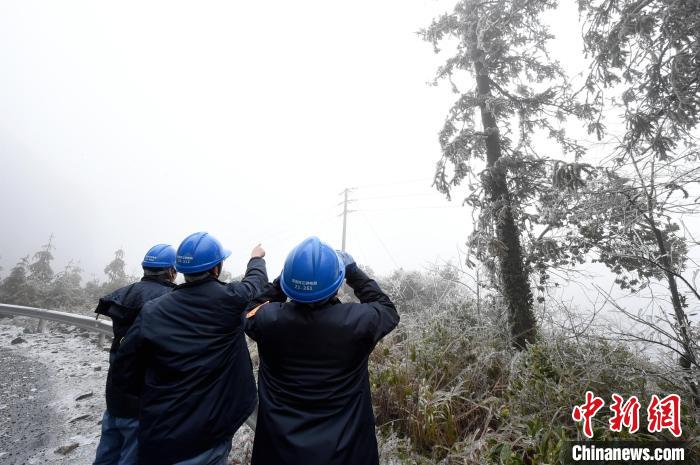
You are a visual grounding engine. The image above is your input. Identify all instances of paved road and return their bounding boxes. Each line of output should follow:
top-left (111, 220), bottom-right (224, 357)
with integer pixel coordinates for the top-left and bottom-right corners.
top-left (0, 347), bottom-right (54, 465)
top-left (0, 321), bottom-right (256, 464)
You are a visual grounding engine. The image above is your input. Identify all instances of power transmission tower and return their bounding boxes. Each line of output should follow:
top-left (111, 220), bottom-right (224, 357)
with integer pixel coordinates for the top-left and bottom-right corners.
top-left (338, 188), bottom-right (356, 251)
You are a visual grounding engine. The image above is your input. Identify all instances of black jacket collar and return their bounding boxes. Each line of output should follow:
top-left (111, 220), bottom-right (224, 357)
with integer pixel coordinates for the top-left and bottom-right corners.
top-left (174, 275), bottom-right (223, 291)
top-left (141, 276), bottom-right (177, 288)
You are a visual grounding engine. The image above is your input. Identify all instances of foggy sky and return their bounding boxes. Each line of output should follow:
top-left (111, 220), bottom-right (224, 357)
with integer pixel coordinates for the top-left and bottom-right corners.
top-left (1, 0), bottom-right (478, 280)
top-left (0, 0), bottom-right (633, 301)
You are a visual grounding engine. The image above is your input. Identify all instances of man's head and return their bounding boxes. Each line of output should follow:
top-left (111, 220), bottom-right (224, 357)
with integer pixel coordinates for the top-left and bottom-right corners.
top-left (181, 262), bottom-right (223, 283)
top-left (142, 244), bottom-right (177, 283)
top-left (175, 232), bottom-right (231, 282)
top-left (280, 236), bottom-right (345, 304)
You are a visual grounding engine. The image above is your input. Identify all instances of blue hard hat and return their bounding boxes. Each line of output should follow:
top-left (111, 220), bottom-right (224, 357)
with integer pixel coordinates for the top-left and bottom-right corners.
top-left (281, 236), bottom-right (345, 303)
top-left (175, 232), bottom-right (231, 274)
top-left (142, 244), bottom-right (176, 268)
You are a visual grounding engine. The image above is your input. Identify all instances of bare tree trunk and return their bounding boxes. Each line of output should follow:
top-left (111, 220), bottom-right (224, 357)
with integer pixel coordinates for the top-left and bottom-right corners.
top-left (628, 146), bottom-right (700, 404)
top-left (472, 49), bottom-right (536, 350)
top-left (647, 217), bottom-right (700, 405)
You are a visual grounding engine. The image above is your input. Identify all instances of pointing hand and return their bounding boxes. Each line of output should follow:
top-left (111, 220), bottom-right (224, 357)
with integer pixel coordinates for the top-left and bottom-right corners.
top-left (336, 250), bottom-right (355, 268)
top-left (251, 243), bottom-right (265, 259)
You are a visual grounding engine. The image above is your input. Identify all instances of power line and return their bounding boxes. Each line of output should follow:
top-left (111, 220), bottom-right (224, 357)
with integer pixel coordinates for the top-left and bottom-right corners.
top-left (359, 212), bottom-right (401, 269)
top-left (258, 202), bottom-right (339, 244)
top-left (358, 205), bottom-right (463, 212)
top-left (353, 192), bottom-right (437, 201)
top-left (351, 178), bottom-right (432, 190)
top-left (335, 182), bottom-right (461, 254)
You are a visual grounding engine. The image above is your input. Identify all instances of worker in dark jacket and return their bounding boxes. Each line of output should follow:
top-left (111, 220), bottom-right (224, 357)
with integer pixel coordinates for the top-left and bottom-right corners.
top-left (93, 243), bottom-right (177, 465)
top-left (245, 236), bottom-right (399, 465)
top-left (112, 231), bottom-right (267, 465)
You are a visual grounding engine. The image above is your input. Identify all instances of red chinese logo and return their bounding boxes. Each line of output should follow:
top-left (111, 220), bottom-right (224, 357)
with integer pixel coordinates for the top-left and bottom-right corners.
top-left (572, 392), bottom-right (682, 438)
top-left (609, 393), bottom-right (641, 433)
top-left (647, 394), bottom-right (682, 437)
top-left (572, 391), bottom-right (605, 438)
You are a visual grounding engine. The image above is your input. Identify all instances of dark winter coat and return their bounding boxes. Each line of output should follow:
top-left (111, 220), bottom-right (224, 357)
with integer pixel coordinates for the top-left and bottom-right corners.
top-left (111, 257), bottom-right (268, 465)
top-left (244, 265), bottom-right (399, 465)
top-left (95, 276), bottom-right (175, 419)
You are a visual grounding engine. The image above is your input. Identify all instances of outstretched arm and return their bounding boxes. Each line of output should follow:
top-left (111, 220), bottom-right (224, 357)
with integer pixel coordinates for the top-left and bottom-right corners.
top-left (246, 275), bottom-right (287, 311)
top-left (227, 244), bottom-right (269, 305)
top-left (340, 252), bottom-right (399, 344)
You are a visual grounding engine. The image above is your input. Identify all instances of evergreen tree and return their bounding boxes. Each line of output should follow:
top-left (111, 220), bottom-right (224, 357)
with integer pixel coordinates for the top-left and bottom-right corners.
top-left (0, 256), bottom-right (32, 305)
top-left (49, 262), bottom-right (88, 310)
top-left (577, 0), bottom-right (700, 403)
top-left (103, 248), bottom-right (129, 292)
top-left (422, 0), bottom-right (588, 348)
top-left (27, 236), bottom-right (55, 286)
top-left (84, 276), bottom-right (103, 304)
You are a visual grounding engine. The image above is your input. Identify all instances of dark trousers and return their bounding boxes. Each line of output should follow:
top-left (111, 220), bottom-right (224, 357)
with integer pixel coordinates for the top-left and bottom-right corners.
top-left (171, 437), bottom-right (233, 465)
top-left (93, 410), bottom-right (139, 465)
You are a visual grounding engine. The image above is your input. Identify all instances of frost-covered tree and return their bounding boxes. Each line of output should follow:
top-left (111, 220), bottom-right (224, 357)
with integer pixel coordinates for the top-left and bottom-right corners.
top-left (27, 237), bottom-right (55, 287)
top-left (422, 0), bottom-right (591, 348)
top-left (103, 248), bottom-right (129, 291)
top-left (0, 256), bottom-right (32, 305)
top-left (49, 262), bottom-right (87, 310)
top-left (22, 238), bottom-right (57, 306)
top-left (577, 0), bottom-right (700, 403)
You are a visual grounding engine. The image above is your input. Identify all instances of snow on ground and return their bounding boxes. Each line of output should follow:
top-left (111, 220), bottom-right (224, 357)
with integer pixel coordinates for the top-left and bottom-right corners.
top-left (0, 318), bottom-right (254, 465)
top-left (0, 318), bottom-right (107, 464)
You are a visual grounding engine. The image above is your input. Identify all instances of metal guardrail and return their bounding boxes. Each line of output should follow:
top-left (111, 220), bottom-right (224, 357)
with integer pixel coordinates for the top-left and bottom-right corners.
top-left (0, 303), bottom-right (112, 336)
top-left (0, 302), bottom-right (258, 430)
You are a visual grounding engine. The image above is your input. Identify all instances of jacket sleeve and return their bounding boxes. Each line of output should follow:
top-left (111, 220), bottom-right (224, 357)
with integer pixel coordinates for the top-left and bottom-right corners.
top-left (94, 298), bottom-right (110, 317)
top-left (346, 264), bottom-right (399, 345)
top-left (243, 275), bottom-right (286, 341)
top-left (227, 257), bottom-right (269, 305)
top-left (111, 311), bottom-right (147, 398)
top-left (245, 276), bottom-right (287, 312)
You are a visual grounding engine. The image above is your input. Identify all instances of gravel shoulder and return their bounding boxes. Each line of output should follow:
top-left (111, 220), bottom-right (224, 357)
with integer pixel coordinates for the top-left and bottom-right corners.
top-left (0, 318), bottom-right (255, 465)
top-left (0, 319), bottom-right (109, 464)
top-left (0, 346), bottom-right (53, 464)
